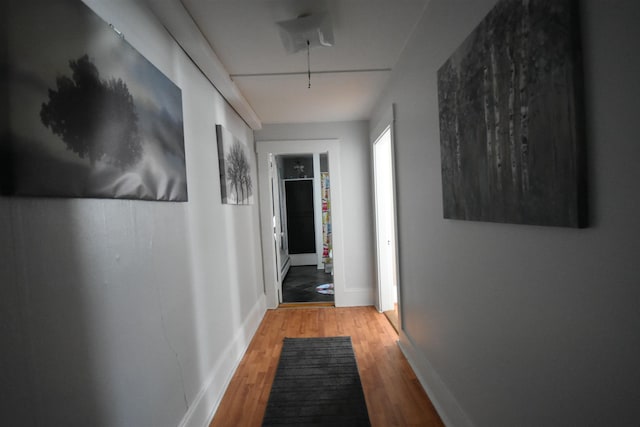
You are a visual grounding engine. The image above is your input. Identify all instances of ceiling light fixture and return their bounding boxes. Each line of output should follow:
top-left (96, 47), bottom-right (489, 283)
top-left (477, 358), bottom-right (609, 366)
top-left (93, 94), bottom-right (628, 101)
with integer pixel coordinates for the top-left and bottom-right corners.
top-left (306, 40), bottom-right (311, 88)
top-left (277, 13), bottom-right (334, 89)
top-left (277, 13), bottom-right (334, 54)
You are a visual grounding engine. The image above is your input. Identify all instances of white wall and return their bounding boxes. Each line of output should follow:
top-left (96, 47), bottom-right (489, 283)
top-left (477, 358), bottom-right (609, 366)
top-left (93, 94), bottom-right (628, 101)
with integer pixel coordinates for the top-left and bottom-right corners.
top-left (0, 1), bottom-right (265, 426)
top-left (255, 122), bottom-right (376, 306)
top-left (370, 0), bottom-right (640, 426)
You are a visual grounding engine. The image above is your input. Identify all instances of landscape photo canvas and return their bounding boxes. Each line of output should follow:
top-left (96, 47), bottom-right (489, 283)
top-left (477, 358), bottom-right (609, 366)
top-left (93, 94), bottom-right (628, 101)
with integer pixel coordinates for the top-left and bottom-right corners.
top-left (437, 0), bottom-right (586, 227)
top-left (216, 125), bottom-right (254, 205)
top-left (1, 0), bottom-right (188, 201)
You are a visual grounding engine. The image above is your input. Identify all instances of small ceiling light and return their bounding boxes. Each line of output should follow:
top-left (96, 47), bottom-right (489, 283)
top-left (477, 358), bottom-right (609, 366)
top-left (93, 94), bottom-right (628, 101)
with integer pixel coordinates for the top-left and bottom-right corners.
top-left (277, 13), bottom-right (334, 54)
top-left (277, 13), bottom-right (334, 89)
top-left (109, 23), bottom-right (124, 39)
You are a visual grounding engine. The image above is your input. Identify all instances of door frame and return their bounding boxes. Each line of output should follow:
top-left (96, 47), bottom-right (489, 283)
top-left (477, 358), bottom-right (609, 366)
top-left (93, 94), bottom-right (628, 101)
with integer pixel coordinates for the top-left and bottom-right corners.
top-left (371, 105), bottom-right (401, 325)
top-left (283, 177), bottom-right (317, 267)
top-left (257, 139), bottom-right (344, 308)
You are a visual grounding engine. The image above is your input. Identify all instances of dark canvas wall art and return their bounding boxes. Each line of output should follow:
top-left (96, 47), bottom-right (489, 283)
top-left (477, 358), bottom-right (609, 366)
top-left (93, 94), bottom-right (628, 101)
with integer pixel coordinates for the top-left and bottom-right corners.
top-left (437, 0), bottom-right (586, 227)
top-left (216, 124), bottom-right (254, 205)
top-left (1, 0), bottom-right (188, 201)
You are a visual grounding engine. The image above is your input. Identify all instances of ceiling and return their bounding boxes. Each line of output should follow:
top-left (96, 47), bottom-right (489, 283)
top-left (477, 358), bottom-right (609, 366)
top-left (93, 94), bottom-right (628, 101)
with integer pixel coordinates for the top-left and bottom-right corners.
top-left (176, 0), bottom-right (429, 125)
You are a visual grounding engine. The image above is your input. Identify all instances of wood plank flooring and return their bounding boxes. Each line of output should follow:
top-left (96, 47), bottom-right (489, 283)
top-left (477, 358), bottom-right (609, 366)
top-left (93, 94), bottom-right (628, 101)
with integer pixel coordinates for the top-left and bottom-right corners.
top-left (209, 306), bottom-right (444, 427)
top-left (384, 303), bottom-right (400, 333)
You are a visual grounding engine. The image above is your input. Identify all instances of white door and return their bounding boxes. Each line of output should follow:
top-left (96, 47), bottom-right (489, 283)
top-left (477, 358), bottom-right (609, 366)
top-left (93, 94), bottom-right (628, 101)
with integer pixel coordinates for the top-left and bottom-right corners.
top-left (373, 126), bottom-right (399, 313)
top-left (269, 154), bottom-right (283, 302)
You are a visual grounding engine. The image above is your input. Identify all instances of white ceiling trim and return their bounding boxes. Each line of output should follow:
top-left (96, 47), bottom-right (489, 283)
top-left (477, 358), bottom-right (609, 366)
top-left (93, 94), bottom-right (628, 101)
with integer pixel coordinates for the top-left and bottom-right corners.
top-left (143, 0), bottom-right (263, 130)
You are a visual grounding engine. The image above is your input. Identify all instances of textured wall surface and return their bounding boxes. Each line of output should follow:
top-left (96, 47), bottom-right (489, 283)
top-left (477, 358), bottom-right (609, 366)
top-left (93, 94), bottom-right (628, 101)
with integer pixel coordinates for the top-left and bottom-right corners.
top-left (0, 1), bottom-right (265, 426)
top-left (370, 0), bottom-right (640, 425)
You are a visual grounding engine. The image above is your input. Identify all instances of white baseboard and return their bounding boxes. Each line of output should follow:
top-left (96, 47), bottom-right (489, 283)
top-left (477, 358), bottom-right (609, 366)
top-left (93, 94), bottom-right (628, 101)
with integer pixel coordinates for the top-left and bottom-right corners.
top-left (280, 256), bottom-right (291, 279)
top-left (397, 331), bottom-right (475, 427)
top-left (290, 253), bottom-right (317, 266)
top-left (179, 294), bottom-right (267, 427)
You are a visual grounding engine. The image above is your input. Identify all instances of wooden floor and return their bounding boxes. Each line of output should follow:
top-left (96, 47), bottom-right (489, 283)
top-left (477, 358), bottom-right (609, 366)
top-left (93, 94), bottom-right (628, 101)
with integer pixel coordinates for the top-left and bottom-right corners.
top-left (209, 306), bottom-right (444, 427)
top-left (384, 302), bottom-right (400, 333)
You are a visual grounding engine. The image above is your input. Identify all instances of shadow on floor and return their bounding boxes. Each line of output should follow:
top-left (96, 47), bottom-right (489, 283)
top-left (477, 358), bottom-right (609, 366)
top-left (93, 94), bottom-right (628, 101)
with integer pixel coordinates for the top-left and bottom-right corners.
top-left (383, 303), bottom-right (399, 333)
top-left (282, 265), bottom-right (334, 303)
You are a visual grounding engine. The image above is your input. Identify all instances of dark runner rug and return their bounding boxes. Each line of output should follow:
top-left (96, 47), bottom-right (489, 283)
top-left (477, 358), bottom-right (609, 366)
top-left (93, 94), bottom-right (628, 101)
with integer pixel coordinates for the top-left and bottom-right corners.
top-left (262, 336), bottom-right (371, 427)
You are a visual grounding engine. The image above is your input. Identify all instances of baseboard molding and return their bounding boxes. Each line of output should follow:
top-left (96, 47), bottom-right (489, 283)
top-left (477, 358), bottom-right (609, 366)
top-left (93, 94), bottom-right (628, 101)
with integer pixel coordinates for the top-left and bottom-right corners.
top-left (397, 331), bottom-right (475, 427)
top-left (280, 256), bottom-right (291, 279)
top-left (179, 294), bottom-right (267, 427)
top-left (290, 253), bottom-right (317, 266)
top-left (335, 288), bottom-right (374, 307)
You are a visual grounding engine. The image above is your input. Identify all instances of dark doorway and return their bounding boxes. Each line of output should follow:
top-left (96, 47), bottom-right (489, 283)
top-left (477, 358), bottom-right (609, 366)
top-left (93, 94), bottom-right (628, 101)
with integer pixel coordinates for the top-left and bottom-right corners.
top-left (284, 179), bottom-right (316, 254)
top-left (275, 153), bottom-right (334, 305)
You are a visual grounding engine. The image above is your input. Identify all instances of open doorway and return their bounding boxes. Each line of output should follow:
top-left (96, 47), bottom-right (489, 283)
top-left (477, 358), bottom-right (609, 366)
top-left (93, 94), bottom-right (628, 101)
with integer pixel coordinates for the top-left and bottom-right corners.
top-left (278, 154), bottom-right (334, 303)
top-left (257, 139), bottom-right (344, 309)
top-left (373, 124), bottom-right (400, 331)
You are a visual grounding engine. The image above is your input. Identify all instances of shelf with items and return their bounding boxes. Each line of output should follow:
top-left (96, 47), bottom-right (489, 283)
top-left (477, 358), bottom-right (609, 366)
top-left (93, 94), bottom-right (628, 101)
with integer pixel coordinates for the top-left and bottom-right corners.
top-left (321, 172), bottom-right (332, 273)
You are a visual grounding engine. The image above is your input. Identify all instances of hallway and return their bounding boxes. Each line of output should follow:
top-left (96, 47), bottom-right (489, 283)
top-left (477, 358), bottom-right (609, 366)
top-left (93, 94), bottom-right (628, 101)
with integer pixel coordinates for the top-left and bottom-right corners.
top-left (209, 306), bottom-right (443, 427)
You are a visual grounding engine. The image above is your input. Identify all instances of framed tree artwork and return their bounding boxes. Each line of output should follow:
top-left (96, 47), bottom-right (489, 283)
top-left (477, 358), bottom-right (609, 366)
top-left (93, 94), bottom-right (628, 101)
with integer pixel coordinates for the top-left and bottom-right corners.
top-left (437, 0), bottom-right (586, 227)
top-left (1, 0), bottom-right (187, 201)
top-left (216, 125), bottom-right (254, 205)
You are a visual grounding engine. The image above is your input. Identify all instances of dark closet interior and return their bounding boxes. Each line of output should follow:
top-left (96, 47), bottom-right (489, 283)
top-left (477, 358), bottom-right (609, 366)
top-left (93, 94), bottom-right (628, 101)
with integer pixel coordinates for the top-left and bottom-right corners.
top-left (284, 180), bottom-right (315, 254)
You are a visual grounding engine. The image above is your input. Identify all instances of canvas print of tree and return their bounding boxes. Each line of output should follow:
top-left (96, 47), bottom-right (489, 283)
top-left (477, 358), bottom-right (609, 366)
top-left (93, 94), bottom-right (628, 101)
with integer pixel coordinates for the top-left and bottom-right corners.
top-left (1, 0), bottom-right (187, 201)
top-left (437, 0), bottom-right (586, 227)
top-left (216, 125), bottom-right (254, 205)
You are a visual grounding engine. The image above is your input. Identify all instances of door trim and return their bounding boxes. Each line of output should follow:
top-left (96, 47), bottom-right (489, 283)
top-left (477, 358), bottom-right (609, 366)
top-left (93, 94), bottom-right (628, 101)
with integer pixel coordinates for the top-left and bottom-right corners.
top-left (370, 104), bottom-right (402, 328)
top-left (256, 139), bottom-right (344, 308)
